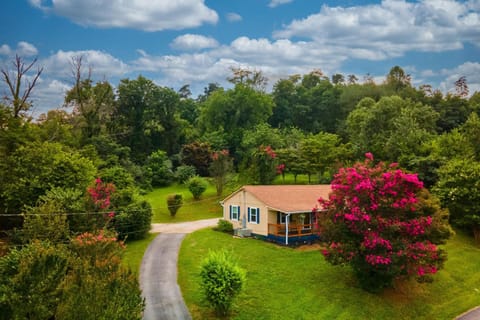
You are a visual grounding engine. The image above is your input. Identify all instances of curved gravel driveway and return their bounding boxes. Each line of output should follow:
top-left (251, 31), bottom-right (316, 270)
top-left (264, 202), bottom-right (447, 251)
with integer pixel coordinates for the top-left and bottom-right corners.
top-left (140, 218), bottom-right (219, 320)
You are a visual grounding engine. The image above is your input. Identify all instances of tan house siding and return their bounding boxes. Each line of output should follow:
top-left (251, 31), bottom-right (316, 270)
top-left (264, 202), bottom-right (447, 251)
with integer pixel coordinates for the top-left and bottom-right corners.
top-left (221, 185), bottom-right (331, 241)
top-left (223, 189), bottom-right (270, 236)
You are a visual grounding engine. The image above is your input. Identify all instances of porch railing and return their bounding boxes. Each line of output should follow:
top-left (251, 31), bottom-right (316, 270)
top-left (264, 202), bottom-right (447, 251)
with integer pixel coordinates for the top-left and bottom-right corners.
top-left (268, 223), bottom-right (318, 237)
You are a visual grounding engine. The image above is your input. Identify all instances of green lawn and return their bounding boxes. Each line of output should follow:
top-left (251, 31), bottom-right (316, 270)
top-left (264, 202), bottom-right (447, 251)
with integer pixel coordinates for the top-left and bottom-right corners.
top-left (179, 228), bottom-right (480, 320)
top-left (143, 182), bottom-right (226, 223)
top-left (143, 175), bottom-right (325, 224)
top-left (274, 173), bottom-right (318, 185)
top-left (122, 232), bottom-right (159, 274)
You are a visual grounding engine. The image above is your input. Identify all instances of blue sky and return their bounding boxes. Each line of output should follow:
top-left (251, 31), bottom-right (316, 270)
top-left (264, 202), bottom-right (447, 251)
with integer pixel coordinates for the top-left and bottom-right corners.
top-left (1, 0), bottom-right (479, 116)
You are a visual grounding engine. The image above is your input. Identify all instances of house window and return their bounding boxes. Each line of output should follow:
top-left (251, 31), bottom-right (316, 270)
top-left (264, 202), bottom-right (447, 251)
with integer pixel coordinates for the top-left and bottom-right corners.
top-left (248, 207), bottom-right (260, 224)
top-left (230, 205), bottom-right (240, 221)
top-left (278, 213), bottom-right (290, 224)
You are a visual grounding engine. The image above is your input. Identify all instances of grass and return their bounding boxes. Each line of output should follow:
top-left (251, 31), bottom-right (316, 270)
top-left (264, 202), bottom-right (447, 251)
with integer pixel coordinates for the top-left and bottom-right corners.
top-left (274, 173), bottom-right (318, 185)
top-left (122, 232), bottom-right (159, 274)
top-left (122, 180), bottom-right (236, 273)
top-left (178, 228), bottom-right (480, 320)
top-left (142, 174), bottom-right (327, 224)
top-left (142, 182), bottom-right (226, 223)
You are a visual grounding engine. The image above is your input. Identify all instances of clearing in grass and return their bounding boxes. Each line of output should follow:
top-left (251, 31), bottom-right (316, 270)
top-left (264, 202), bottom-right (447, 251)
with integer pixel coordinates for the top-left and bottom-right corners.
top-left (143, 183), bottom-right (225, 223)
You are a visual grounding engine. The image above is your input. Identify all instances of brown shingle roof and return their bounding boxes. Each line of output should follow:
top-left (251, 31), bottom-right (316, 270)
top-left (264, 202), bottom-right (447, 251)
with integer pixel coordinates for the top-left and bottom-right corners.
top-left (223, 185), bottom-right (331, 213)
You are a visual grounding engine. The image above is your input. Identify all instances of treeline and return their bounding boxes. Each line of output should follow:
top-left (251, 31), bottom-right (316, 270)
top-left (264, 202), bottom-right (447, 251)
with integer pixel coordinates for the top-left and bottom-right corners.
top-left (1, 58), bottom-right (480, 240)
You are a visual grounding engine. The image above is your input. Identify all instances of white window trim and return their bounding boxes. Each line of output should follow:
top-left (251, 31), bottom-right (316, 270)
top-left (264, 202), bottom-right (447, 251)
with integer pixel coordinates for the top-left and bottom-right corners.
top-left (248, 207), bottom-right (260, 224)
top-left (231, 205), bottom-right (240, 221)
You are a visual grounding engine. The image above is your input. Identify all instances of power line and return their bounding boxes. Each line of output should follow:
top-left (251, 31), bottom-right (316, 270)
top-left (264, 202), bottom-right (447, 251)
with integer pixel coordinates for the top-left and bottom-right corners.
top-left (0, 194), bottom-right (225, 216)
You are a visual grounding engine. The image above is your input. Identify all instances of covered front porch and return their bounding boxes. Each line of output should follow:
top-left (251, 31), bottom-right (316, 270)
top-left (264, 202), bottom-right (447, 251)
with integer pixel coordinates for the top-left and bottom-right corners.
top-left (266, 211), bottom-right (319, 245)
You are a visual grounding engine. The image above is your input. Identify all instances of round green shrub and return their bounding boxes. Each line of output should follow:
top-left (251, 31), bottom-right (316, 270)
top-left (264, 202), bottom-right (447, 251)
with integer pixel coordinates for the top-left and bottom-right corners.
top-left (200, 250), bottom-right (246, 316)
top-left (187, 176), bottom-right (208, 200)
top-left (215, 219), bottom-right (234, 234)
top-left (167, 193), bottom-right (183, 216)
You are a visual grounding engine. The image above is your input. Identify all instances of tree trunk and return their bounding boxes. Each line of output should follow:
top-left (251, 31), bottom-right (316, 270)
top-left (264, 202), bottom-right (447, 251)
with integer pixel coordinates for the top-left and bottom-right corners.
top-left (473, 226), bottom-right (480, 244)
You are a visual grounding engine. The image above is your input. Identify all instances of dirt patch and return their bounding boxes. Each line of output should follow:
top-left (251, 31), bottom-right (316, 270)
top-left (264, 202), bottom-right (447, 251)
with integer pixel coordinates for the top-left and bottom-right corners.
top-left (295, 243), bottom-right (324, 251)
top-left (381, 279), bottom-right (427, 304)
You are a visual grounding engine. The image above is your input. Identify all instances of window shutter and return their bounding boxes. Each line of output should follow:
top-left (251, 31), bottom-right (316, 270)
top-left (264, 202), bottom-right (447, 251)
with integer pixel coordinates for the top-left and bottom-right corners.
top-left (229, 205), bottom-right (232, 220)
top-left (257, 208), bottom-right (260, 224)
top-left (247, 208), bottom-right (251, 222)
top-left (277, 212), bottom-right (280, 224)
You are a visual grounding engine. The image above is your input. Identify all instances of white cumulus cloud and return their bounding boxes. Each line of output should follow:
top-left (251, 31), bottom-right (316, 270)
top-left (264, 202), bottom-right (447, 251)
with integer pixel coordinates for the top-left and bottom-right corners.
top-left (29, 79), bottom-right (72, 115)
top-left (170, 34), bottom-right (219, 51)
top-left (29, 0), bottom-right (218, 31)
top-left (42, 49), bottom-right (130, 78)
top-left (132, 36), bottom-right (348, 91)
top-left (274, 0), bottom-right (480, 59)
top-left (18, 41), bottom-right (39, 56)
top-left (439, 61), bottom-right (480, 95)
top-left (0, 44), bottom-right (11, 56)
top-left (226, 12), bottom-right (242, 22)
top-left (0, 42), bottom-right (38, 57)
top-left (268, 0), bottom-right (294, 8)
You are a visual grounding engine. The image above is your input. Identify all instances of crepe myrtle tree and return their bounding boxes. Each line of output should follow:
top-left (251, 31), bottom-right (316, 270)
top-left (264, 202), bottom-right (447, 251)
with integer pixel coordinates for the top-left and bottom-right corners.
top-left (209, 149), bottom-right (233, 196)
top-left (316, 153), bottom-right (451, 293)
top-left (251, 145), bottom-right (278, 185)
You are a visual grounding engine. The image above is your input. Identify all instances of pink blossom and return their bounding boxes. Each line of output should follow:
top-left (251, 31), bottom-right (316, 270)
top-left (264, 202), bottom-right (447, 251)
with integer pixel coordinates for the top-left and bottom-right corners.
top-left (316, 153), bottom-right (445, 287)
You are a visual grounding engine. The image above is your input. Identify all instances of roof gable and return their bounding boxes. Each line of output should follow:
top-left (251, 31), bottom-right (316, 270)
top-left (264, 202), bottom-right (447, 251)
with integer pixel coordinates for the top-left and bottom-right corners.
top-left (223, 185), bottom-right (331, 213)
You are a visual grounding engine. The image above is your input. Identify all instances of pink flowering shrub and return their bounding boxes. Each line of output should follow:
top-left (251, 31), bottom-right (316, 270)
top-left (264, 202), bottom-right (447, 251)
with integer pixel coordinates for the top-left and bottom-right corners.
top-left (87, 177), bottom-right (115, 210)
top-left (82, 177), bottom-right (116, 231)
top-left (71, 229), bottom-right (125, 267)
top-left (317, 153), bottom-right (450, 292)
top-left (251, 145), bottom-right (278, 184)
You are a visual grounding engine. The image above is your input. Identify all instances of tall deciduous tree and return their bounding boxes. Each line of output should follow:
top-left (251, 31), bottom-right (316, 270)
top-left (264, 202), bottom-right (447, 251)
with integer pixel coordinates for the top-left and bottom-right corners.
top-left (181, 141), bottom-right (212, 177)
top-left (244, 145), bottom-right (278, 185)
top-left (434, 94), bottom-right (471, 133)
top-left (299, 132), bottom-right (350, 183)
top-left (145, 150), bottom-right (174, 187)
top-left (331, 73), bottom-right (345, 85)
top-left (114, 76), bottom-right (182, 161)
top-left (385, 66), bottom-right (411, 93)
top-left (270, 71), bottom-right (342, 133)
top-left (240, 123), bottom-right (284, 161)
top-left (227, 67), bottom-right (268, 91)
top-left (459, 112), bottom-right (480, 160)
top-left (0, 142), bottom-right (96, 217)
top-left (346, 96), bottom-right (438, 164)
top-left (455, 76), bottom-right (469, 98)
top-left (269, 76), bottom-right (299, 129)
top-left (434, 158), bottom-right (480, 242)
top-left (318, 154), bottom-right (451, 292)
top-left (210, 149), bottom-right (233, 196)
top-left (1, 55), bottom-right (43, 118)
top-left (64, 57), bottom-right (115, 144)
top-left (199, 83), bottom-right (273, 157)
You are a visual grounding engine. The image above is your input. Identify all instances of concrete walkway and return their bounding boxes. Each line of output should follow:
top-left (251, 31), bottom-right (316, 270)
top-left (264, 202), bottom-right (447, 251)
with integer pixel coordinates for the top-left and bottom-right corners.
top-left (150, 218), bottom-right (220, 233)
top-left (140, 218), bottom-right (219, 320)
top-left (456, 306), bottom-right (480, 320)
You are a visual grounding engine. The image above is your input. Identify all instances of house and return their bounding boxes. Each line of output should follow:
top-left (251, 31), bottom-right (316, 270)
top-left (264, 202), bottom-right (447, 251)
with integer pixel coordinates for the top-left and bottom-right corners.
top-left (221, 185), bottom-right (331, 245)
